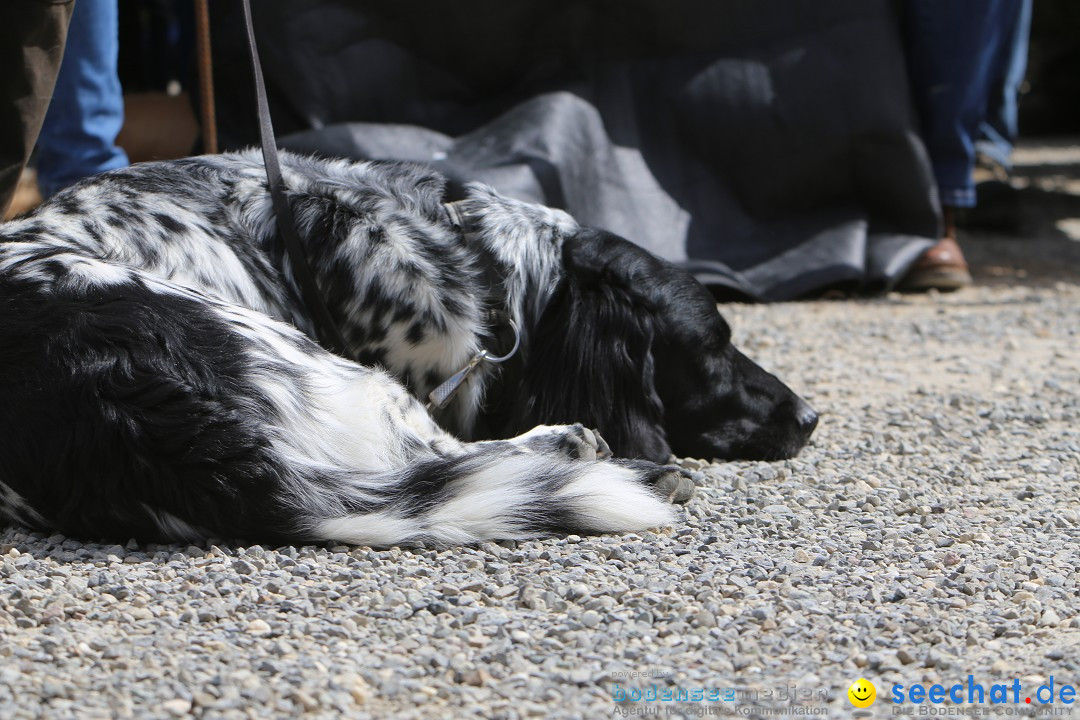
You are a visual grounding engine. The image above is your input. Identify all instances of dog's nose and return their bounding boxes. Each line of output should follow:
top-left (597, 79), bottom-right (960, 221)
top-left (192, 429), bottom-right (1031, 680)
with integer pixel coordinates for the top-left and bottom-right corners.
top-left (794, 398), bottom-right (818, 436)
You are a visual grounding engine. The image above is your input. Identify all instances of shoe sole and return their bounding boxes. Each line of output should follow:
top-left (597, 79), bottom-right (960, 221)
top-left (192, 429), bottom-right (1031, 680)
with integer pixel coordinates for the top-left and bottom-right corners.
top-left (897, 266), bottom-right (973, 292)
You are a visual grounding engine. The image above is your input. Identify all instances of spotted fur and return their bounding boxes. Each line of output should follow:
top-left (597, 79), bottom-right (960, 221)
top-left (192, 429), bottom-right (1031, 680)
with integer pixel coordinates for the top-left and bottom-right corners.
top-left (0, 151), bottom-right (814, 545)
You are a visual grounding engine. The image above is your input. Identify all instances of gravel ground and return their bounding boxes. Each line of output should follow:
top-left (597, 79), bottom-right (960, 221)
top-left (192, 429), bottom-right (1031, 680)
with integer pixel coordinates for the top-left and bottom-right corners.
top-left (3, 283), bottom-right (1077, 720)
top-left (3, 145), bottom-right (1080, 719)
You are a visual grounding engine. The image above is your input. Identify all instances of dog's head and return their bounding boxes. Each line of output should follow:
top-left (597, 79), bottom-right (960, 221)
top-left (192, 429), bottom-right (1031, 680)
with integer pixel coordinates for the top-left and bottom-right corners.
top-left (511, 229), bottom-right (817, 463)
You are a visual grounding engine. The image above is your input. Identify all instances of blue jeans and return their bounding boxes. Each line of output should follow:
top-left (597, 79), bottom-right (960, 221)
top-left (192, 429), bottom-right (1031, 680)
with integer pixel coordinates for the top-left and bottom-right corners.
top-left (975, 0), bottom-right (1032, 171)
top-left (904, 0), bottom-right (1031, 208)
top-left (36, 0), bottom-right (128, 197)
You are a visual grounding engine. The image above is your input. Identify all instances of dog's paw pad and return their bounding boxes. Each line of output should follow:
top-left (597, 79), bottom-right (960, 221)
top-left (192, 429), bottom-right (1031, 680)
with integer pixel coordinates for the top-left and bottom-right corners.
top-left (578, 426), bottom-right (612, 459)
top-left (556, 424), bottom-right (613, 461)
top-left (650, 468), bottom-right (696, 504)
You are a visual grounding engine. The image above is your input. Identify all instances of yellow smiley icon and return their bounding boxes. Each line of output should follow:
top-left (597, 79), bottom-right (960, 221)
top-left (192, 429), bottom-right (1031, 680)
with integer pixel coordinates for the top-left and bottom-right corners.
top-left (848, 678), bottom-right (876, 708)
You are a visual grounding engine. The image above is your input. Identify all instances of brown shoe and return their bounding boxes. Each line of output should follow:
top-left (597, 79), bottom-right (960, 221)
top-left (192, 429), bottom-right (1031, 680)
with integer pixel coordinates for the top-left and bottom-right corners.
top-left (899, 236), bottom-right (973, 291)
top-left (900, 207), bottom-right (972, 292)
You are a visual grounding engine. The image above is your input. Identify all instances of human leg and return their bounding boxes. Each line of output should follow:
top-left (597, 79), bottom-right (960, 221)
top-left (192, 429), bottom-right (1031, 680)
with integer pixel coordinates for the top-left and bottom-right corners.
top-left (36, 0), bottom-right (129, 198)
top-left (976, 0), bottom-right (1033, 172)
top-left (0, 0), bottom-right (74, 216)
top-left (903, 0), bottom-right (1017, 210)
top-left (900, 0), bottom-right (1026, 290)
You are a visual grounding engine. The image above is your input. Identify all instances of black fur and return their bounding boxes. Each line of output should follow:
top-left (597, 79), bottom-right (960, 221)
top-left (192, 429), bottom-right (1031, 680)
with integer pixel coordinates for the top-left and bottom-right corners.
top-left (490, 228), bottom-right (818, 461)
top-left (0, 151), bottom-right (815, 545)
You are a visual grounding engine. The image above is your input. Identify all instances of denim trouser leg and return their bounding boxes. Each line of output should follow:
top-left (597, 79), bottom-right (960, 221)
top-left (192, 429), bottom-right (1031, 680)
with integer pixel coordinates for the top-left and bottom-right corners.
top-left (36, 0), bottom-right (129, 198)
top-left (976, 0), bottom-right (1032, 171)
top-left (904, 0), bottom-right (1028, 208)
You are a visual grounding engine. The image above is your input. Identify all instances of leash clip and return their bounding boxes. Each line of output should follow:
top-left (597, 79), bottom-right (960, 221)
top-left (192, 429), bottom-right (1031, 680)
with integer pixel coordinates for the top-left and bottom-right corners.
top-left (426, 321), bottom-right (520, 410)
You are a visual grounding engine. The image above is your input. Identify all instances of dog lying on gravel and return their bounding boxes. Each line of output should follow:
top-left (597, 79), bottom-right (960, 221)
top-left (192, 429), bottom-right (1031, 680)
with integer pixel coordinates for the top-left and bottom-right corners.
top-left (0, 152), bottom-right (816, 545)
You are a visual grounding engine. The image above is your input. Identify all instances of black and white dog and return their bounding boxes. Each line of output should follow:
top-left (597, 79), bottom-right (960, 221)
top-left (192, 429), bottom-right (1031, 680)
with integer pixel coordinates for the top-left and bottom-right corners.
top-left (0, 151), bottom-right (816, 546)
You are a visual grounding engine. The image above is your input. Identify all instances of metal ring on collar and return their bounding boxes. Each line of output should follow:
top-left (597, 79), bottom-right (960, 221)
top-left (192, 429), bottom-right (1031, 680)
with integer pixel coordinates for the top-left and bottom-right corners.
top-left (483, 320), bottom-right (520, 364)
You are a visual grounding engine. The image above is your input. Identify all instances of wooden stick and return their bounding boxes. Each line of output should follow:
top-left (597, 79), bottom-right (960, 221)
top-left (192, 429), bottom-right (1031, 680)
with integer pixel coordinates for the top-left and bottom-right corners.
top-left (193, 0), bottom-right (217, 154)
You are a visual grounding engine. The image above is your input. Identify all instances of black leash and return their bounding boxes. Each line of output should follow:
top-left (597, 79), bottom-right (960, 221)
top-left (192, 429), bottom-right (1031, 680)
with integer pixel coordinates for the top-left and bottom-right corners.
top-left (239, 0), bottom-right (349, 355)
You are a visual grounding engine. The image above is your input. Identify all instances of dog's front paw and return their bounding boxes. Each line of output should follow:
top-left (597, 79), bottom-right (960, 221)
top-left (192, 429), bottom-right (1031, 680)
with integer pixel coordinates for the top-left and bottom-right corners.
top-left (553, 423), bottom-right (612, 461)
top-left (512, 423), bottom-right (613, 460)
top-left (645, 466), bottom-right (697, 504)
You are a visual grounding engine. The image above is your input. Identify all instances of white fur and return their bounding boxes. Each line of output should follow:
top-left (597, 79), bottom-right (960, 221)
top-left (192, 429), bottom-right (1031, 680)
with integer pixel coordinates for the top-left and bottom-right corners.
top-left (0, 151), bottom-right (685, 546)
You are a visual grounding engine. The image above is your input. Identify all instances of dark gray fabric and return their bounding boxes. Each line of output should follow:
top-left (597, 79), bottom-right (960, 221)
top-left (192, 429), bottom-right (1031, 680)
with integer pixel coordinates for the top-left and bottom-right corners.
top-left (210, 0), bottom-right (939, 300)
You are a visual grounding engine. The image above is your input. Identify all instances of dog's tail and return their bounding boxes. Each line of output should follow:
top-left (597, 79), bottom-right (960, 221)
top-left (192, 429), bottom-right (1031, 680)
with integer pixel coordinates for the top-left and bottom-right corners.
top-left (303, 447), bottom-right (682, 546)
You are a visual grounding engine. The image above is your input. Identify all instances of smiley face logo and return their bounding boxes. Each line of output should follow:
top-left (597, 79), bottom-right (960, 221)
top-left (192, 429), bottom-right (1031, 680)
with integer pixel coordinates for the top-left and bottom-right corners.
top-left (848, 678), bottom-right (876, 708)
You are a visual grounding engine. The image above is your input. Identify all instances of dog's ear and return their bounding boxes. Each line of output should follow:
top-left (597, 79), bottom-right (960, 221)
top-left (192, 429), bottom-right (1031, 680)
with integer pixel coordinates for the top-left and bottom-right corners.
top-left (511, 240), bottom-right (672, 462)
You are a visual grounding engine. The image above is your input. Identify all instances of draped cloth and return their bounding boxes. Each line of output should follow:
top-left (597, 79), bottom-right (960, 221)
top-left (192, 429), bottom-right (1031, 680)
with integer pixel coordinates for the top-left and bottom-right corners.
top-left (209, 0), bottom-right (940, 300)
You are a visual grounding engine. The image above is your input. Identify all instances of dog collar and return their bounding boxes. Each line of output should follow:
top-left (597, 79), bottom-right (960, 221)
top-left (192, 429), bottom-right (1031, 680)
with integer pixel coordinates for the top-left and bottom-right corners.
top-left (426, 319), bottom-right (520, 410)
top-left (426, 202), bottom-right (522, 411)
